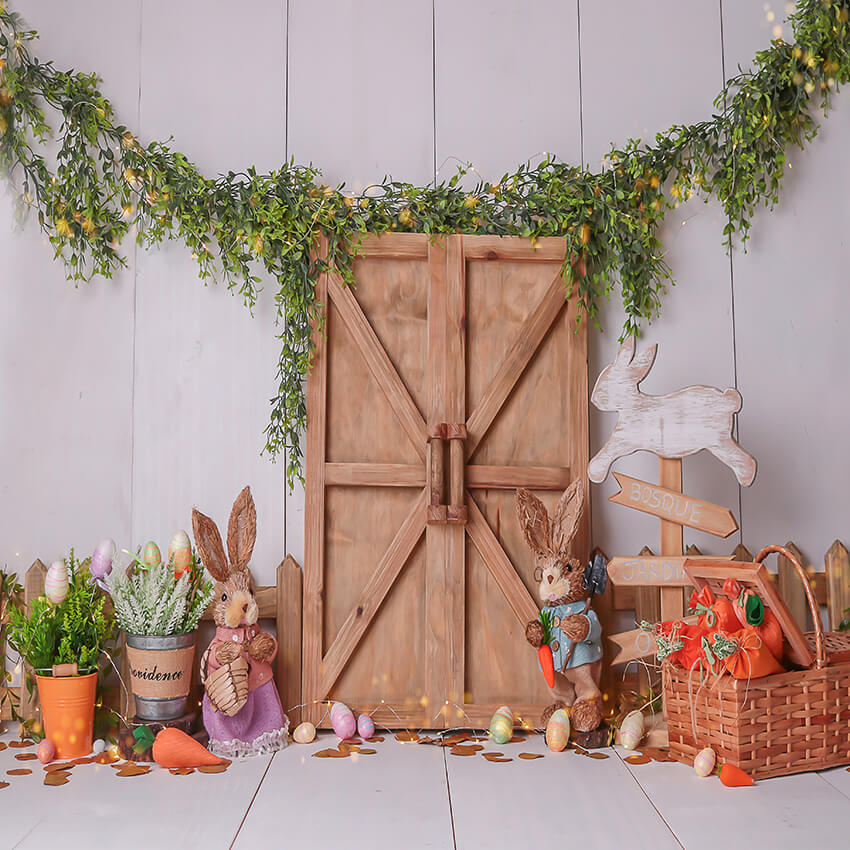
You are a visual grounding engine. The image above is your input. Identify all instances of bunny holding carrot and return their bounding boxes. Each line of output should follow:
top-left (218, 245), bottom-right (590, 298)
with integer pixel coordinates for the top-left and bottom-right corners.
top-left (516, 479), bottom-right (604, 732)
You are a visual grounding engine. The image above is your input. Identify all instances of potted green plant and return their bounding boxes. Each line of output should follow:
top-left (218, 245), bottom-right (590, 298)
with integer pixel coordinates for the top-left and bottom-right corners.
top-left (105, 540), bottom-right (213, 722)
top-left (8, 551), bottom-right (113, 758)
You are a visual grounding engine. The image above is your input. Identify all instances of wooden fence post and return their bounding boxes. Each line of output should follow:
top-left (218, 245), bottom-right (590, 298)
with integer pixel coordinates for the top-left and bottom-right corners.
top-left (777, 541), bottom-right (809, 632)
top-left (277, 555), bottom-right (303, 727)
top-left (633, 546), bottom-right (661, 694)
top-left (19, 560), bottom-right (46, 725)
top-left (731, 543), bottom-right (753, 563)
top-left (825, 540), bottom-right (850, 631)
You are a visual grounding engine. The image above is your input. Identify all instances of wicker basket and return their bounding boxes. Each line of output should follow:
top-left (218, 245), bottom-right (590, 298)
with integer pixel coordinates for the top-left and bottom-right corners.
top-left (664, 544), bottom-right (850, 780)
top-left (201, 651), bottom-right (249, 717)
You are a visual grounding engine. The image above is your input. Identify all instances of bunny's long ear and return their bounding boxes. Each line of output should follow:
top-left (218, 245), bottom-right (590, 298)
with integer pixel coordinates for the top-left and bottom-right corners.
top-left (227, 485), bottom-right (257, 571)
top-left (516, 489), bottom-right (550, 557)
top-left (629, 343), bottom-right (657, 382)
top-left (551, 478), bottom-right (584, 556)
top-left (192, 508), bottom-right (229, 581)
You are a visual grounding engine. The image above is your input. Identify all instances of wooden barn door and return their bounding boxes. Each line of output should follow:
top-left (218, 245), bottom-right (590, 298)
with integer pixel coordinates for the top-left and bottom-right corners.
top-left (303, 234), bottom-right (588, 729)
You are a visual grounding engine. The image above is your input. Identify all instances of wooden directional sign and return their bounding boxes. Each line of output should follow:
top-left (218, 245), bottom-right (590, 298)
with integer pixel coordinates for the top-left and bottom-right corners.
top-left (606, 615), bottom-right (699, 665)
top-left (609, 472), bottom-right (738, 538)
top-left (608, 555), bottom-right (733, 587)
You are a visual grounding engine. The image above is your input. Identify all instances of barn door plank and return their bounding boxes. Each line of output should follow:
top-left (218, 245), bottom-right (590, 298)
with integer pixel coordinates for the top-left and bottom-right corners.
top-left (324, 463), bottom-right (425, 487)
top-left (425, 237), bottom-right (450, 721)
top-left (320, 488), bottom-right (427, 696)
top-left (445, 236), bottom-right (467, 716)
top-left (466, 495), bottom-right (539, 626)
top-left (327, 272), bottom-right (427, 458)
top-left (465, 270), bottom-right (569, 457)
top-left (303, 238), bottom-right (330, 726)
top-left (466, 465), bottom-right (572, 490)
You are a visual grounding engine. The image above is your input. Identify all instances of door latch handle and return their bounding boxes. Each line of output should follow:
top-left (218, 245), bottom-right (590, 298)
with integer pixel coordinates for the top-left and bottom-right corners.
top-left (427, 423), bottom-right (467, 525)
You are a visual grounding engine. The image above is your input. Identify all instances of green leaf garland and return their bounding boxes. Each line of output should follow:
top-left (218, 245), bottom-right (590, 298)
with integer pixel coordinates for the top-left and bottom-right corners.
top-left (1, 0), bottom-right (848, 487)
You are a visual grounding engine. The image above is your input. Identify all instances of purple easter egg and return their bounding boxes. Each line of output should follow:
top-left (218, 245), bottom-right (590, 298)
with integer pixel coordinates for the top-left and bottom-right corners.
top-left (90, 538), bottom-right (116, 579)
top-left (357, 713), bottom-right (375, 739)
top-left (330, 702), bottom-right (357, 740)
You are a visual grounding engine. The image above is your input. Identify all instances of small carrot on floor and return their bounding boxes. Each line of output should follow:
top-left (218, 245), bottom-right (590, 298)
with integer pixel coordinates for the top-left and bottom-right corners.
top-left (717, 762), bottom-right (754, 787)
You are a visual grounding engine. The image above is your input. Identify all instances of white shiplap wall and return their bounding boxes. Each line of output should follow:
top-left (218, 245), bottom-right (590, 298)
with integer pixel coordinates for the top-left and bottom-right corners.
top-left (1, 0), bottom-right (847, 586)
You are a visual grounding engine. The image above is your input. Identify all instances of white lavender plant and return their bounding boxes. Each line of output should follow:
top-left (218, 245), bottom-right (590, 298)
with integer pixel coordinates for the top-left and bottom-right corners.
top-left (105, 550), bottom-right (214, 636)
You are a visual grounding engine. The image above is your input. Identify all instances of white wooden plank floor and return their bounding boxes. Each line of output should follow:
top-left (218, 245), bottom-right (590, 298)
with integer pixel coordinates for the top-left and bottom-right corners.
top-left (4, 730), bottom-right (850, 849)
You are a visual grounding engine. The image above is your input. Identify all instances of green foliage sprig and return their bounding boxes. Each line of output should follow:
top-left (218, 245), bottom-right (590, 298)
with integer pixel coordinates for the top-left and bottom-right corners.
top-left (0, 567), bottom-right (24, 721)
top-left (105, 549), bottom-right (214, 636)
top-left (1, 1), bottom-right (849, 487)
top-left (7, 551), bottom-right (113, 674)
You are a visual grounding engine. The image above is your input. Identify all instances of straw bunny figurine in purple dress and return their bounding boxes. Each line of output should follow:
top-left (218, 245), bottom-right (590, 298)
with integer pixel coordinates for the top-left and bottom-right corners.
top-left (192, 486), bottom-right (288, 758)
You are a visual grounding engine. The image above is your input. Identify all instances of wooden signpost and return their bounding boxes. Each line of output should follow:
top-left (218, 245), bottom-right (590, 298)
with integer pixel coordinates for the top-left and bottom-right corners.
top-left (607, 554), bottom-right (733, 587)
top-left (588, 338), bottom-right (757, 665)
top-left (609, 473), bottom-right (738, 538)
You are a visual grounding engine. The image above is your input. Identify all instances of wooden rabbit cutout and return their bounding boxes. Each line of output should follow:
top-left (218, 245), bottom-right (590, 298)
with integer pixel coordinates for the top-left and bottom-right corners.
top-left (588, 337), bottom-right (756, 486)
top-left (517, 480), bottom-right (604, 732)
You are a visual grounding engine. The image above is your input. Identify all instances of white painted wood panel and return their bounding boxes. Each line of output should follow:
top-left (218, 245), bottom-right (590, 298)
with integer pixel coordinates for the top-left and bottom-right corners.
top-left (722, 1), bottom-right (850, 565)
top-left (617, 748), bottom-right (850, 849)
top-left (284, 0), bottom-right (436, 566)
top-left (133, 0), bottom-right (286, 585)
top-left (0, 1), bottom-right (140, 574)
top-left (434, 0), bottom-right (581, 183)
top-left (447, 734), bottom-right (680, 849)
top-left (580, 0), bottom-right (741, 558)
top-left (0, 734), bottom-right (271, 849)
top-left (287, 0), bottom-right (435, 189)
top-left (232, 734), bottom-right (455, 849)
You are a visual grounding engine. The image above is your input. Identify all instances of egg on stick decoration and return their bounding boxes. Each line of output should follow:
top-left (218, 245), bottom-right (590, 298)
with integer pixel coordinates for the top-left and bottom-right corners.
top-left (90, 538), bottom-right (116, 580)
top-left (44, 560), bottom-right (69, 604)
top-left (142, 540), bottom-right (162, 568)
top-left (167, 530), bottom-right (193, 578)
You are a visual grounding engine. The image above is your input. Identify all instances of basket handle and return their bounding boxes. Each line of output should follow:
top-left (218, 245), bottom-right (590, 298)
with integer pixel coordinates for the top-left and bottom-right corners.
top-left (755, 544), bottom-right (825, 669)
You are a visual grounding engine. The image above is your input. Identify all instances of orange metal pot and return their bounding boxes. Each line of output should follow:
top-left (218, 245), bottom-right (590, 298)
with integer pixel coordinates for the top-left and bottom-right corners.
top-left (36, 672), bottom-right (97, 758)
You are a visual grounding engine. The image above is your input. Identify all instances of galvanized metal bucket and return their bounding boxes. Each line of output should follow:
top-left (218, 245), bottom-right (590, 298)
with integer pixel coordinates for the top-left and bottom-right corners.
top-left (125, 631), bottom-right (196, 721)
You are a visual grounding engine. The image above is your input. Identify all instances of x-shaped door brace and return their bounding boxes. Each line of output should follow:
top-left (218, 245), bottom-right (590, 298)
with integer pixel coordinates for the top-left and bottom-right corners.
top-left (320, 265), bottom-right (570, 696)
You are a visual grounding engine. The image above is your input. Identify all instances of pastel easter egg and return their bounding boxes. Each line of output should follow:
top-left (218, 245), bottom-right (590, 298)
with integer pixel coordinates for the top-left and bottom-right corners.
top-left (44, 560), bottom-right (69, 604)
top-left (357, 713), bottom-right (375, 740)
top-left (488, 705), bottom-right (514, 745)
top-left (142, 540), bottom-right (162, 568)
top-left (37, 739), bottom-right (55, 764)
top-left (694, 746), bottom-right (716, 777)
top-left (293, 722), bottom-right (317, 744)
top-left (168, 530), bottom-right (193, 577)
top-left (330, 702), bottom-right (357, 740)
top-left (90, 538), bottom-right (116, 579)
top-left (618, 710), bottom-right (644, 751)
top-left (545, 708), bottom-right (570, 752)
top-left (91, 738), bottom-right (107, 755)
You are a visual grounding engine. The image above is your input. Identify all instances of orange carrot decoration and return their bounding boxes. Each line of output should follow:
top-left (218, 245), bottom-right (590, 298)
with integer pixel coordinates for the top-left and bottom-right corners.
top-left (537, 611), bottom-right (556, 688)
top-left (152, 727), bottom-right (224, 768)
top-left (716, 762), bottom-right (754, 787)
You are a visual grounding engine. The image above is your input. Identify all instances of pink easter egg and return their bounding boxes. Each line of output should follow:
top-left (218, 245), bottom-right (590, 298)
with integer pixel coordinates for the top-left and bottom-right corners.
top-left (330, 702), bottom-right (357, 740)
top-left (37, 739), bottom-right (55, 764)
top-left (357, 713), bottom-right (375, 739)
